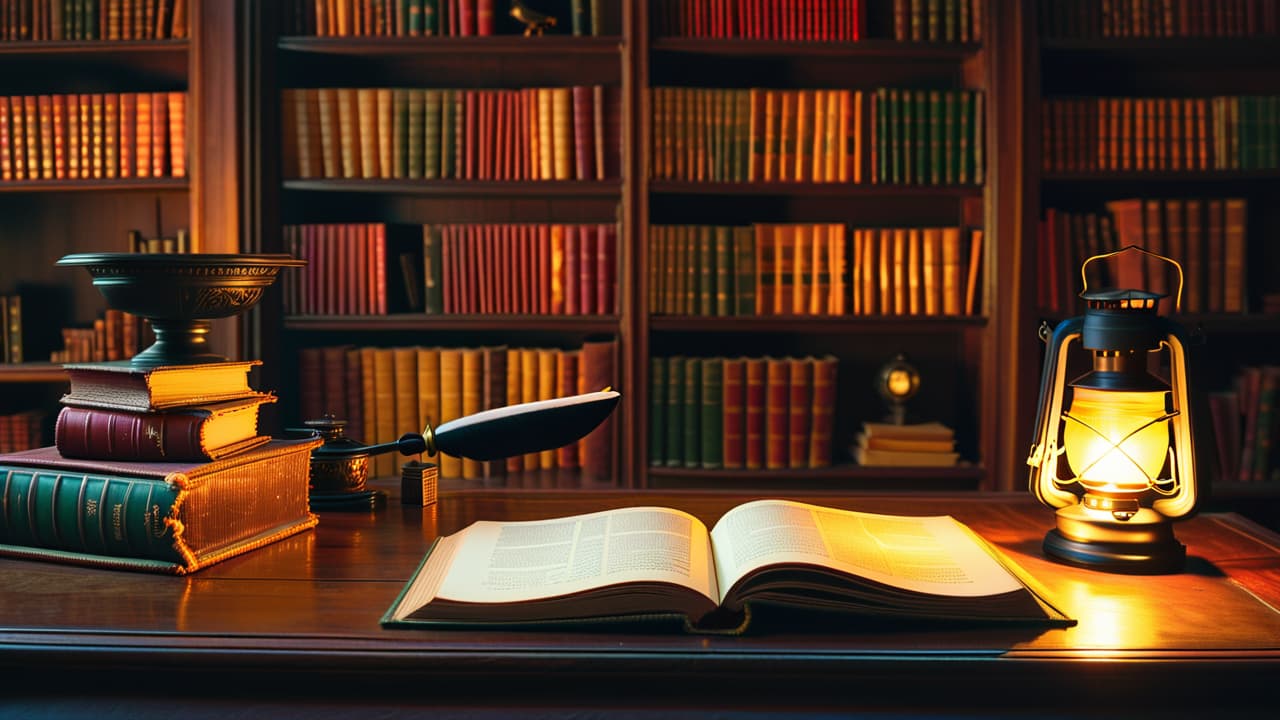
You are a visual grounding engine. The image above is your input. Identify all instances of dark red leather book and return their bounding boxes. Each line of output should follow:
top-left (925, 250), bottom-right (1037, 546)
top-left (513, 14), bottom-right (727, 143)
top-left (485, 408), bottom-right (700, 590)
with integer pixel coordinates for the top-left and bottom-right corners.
top-left (721, 357), bottom-right (746, 469)
top-left (765, 357), bottom-right (790, 469)
top-left (344, 346), bottom-right (365, 443)
top-left (579, 224), bottom-right (596, 315)
top-left (744, 357), bottom-right (766, 469)
top-left (573, 85), bottom-right (592, 180)
top-left (441, 225), bottom-right (455, 314)
top-left (537, 223), bottom-right (551, 314)
top-left (578, 339), bottom-right (616, 480)
top-left (464, 90), bottom-right (477, 180)
top-left (596, 223), bottom-right (614, 315)
top-left (300, 349), bottom-right (324, 421)
top-left (808, 355), bottom-right (837, 468)
top-left (564, 224), bottom-right (579, 315)
top-left (321, 345), bottom-right (350, 418)
top-left (55, 397), bottom-right (275, 462)
top-left (787, 357), bottom-right (813, 469)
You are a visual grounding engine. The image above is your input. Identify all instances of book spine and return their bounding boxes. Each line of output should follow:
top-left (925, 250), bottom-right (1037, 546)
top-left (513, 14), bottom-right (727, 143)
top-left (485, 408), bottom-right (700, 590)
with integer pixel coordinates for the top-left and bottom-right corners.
top-left (437, 348), bottom-right (463, 478)
top-left (722, 357), bottom-right (746, 469)
top-left (555, 350), bottom-right (580, 469)
top-left (579, 338), bottom-right (616, 479)
top-left (537, 349), bottom-right (557, 469)
top-left (787, 357), bottom-right (814, 468)
top-left (808, 356), bottom-right (837, 468)
top-left (682, 357), bottom-right (702, 468)
top-left (665, 356), bottom-right (685, 467)
top-left (649, 356), bottom-right (666, 466)
top-left (765, 357), bottom-right (789, 469)
top-left (701, 357), bottom-right (723, 469)
top-left (0, 466), bottom-right (182, 562)
top-left (54, 405), bottom-right (213, 462)
top-left (462, 348), bottom-right (484, 478)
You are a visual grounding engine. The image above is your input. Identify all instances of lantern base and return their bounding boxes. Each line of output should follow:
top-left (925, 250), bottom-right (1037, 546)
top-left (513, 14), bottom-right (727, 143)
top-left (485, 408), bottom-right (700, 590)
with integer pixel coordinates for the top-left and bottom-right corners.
top-left (1043, 527), bottom-right (1185, 574)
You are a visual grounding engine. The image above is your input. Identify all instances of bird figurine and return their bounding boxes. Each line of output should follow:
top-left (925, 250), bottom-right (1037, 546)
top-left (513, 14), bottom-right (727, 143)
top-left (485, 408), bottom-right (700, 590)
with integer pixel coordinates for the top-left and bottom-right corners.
top-left (510, 0), bottom-right (557, 36)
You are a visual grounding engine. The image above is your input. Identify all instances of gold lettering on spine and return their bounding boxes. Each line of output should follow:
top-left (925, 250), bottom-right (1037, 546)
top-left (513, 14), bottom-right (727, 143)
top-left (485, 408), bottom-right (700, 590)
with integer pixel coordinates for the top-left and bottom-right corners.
top-left (111, 503), bottom-right (125, 543)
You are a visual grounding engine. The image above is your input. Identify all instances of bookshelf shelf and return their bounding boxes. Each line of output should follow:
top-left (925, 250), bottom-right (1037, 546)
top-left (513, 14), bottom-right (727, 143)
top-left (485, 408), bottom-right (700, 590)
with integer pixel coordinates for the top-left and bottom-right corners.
top-left (0, 364), bottom-right (67, 384)
top-left (0, 178), bottom-right (190, 193)
top-left (282, 179), bottom-right (624, 198)
top-left (648, 38), bottom-right (981, 59)
top-left (1042, 171), bottom-right (1280, 184)
top-left (285, 314), bottom-right (621, 333)
top-left (1040, 37), bottom-right (1280, 66)
top-left (645, 464), bottom-right (985, 490)
top-left (0, 39), bottom-right (188, 57)
top-left (648, 181), bottom-right (984, 198)
top-left (277, 35), bottom-right (624, 57)
top-left (649, 316), bottom-right (985, 334)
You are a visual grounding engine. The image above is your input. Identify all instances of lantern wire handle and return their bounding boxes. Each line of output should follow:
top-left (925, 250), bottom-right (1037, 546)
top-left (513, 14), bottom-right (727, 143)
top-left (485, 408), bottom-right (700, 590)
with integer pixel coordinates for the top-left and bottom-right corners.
top-left (1080, 245), bottom-right (1184, 314)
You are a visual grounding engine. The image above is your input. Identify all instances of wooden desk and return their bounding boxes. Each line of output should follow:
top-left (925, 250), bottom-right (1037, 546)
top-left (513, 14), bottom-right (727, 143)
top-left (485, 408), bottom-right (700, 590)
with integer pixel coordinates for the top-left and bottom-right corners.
top-left (3, 486), bottom-right (1280, 718)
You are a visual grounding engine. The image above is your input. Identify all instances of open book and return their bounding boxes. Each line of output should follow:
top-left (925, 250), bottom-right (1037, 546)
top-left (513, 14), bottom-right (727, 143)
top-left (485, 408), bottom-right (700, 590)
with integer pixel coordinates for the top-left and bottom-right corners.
top-left (382, 499), bottom-right (1071, 633)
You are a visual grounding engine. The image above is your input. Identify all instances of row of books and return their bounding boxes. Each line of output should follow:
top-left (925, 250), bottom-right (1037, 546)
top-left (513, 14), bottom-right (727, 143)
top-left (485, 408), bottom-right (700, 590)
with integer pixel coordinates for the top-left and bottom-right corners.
top-left (283, 85), bottom-right (618, 182)
top-left (873, 88), bottom-right (985, 185)
top-left (0, 92), bottom-right (187, 182)
top-left (1037, 0), bottom-right (1278, 39)
top-left (1040, 96), bottom-right (1280, 173)
top-left (0, 0), bottom-right (188, 41)
top-left (281, 222), bottom-right (618, 317)
top-left (648, 224), bottom-right (983, 317)
top-left (1, 294), bottom-right (21, 363)
top-left (1037, 197), bottom-right (1248, 316)
top-left (1209, 365), bottom-right (1280, 485)
top-left (0, 410), bottom-right (45, 454)
top-left (47, 309), bottom-right (144, 364)
top-left (651, 0), bottom-right (867, 41)
top-left (129, 227), bottom-right (190, 254)
top-left (649, 354), bottom-right (837, 470)
top-left (286, 0), bottom-right (607, 37)
top-left (298, 339), bottom-right (618, 479)
top-left (891, 0), bottom-right (985, 42)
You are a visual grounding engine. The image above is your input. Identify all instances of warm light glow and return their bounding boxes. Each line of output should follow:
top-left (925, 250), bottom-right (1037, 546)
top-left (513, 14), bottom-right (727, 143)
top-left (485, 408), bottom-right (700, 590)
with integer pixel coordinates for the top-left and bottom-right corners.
top-left (887, 369), bottom-right (913, 397)
top-left (1063, 387), bottom-right (1170, 493)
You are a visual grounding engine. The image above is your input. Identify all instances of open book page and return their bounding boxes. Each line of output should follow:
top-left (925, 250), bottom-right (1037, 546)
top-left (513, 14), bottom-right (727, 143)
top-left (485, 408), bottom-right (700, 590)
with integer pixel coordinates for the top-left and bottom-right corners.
top-left (708, 499), bottom-right (1026, 605)
top-left (418, 506), bottom-right (719, 607)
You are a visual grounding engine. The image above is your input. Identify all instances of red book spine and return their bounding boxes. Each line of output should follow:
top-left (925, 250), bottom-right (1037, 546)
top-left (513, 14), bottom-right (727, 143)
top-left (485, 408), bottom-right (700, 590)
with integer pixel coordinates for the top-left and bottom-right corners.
top-left (722, 357), bottom-right (746, 469)
top-left (374, 223), bottom-right (388, 315)
top-left (787, 357), bottom-right (813, 468)
top-left (441, 225), bottom-right (454, 313)
top-left (579, 225), bottom-right (595, 315)
top-left (764, 357), bottom-right (790, 469)
top-left (349, 224), bottom-right (365, 315)
top-left (563, 225), bottom-right (579, 315)
top-left (1, 96), bottom-right (11, 182)
top-left (597, 223), bottom-right (614, 315)
top-left (478, 224), bottom-right (492, 313)
top-left (572, 85), bottom-right (592, 180)
top-left (119, 93), bottom-right (135, 178)
top-left (54, 406), bottom-right (210, 462)
top-left (458, 0), bottom-right (474, 35)
top-left (464, 90), bottom-right (477, 180)
top-left (807, 355), bottom-right (837, 468)
top-left (578, 339), bottom-right (617, 479)
top-left (537, 223), bottom-right (551, 314)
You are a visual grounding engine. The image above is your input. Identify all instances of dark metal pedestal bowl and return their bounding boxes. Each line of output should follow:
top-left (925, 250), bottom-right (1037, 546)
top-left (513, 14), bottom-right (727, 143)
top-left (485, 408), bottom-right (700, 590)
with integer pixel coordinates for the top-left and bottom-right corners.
top-left (57, 253), bottom-right (304, 368)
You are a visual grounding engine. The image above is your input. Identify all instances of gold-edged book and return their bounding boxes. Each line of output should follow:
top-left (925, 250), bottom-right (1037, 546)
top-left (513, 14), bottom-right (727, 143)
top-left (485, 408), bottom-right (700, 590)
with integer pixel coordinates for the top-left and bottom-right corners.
top-left (60, 360), bottom-right (266, 412)
top-left (382, 499), bottom-right (1071, 633)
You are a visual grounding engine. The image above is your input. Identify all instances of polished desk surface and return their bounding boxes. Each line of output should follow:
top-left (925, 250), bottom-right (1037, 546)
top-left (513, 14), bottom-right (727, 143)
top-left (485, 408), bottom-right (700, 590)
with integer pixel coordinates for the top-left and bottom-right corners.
top-left (4, 483), bottom-right (1280, 717)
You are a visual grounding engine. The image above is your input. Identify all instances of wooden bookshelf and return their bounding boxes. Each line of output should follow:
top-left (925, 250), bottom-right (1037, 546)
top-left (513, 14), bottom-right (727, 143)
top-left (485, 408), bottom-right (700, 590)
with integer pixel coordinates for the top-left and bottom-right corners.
top-left (278, 35), bottom-right (624, 56)
top-left (648, 181), bottom-right (983, 198)
top-left (648, 37), bottom-right (981, 59)
top-left (0, 178), bottom-right (189, 193)
top-left (649, 316), bottom-right (985, 333)
top-left (283, 179), bottom-right (623, 197)
top-left (286, 314), bottom-right (621, 333)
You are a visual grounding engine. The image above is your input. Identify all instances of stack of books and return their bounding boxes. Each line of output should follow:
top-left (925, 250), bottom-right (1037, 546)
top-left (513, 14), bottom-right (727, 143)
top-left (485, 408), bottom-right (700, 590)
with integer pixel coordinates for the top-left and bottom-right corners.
top-left (852, 421), bottom-right (959, 468)
top-left (0, 360), bottom-right (320, 574)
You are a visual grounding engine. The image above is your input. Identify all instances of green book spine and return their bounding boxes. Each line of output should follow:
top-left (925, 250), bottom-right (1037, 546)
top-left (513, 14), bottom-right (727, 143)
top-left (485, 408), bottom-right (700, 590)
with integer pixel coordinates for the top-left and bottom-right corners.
top-left (438, 89), bottom-right (453, 179)
top-left (408, 90), bottom-right (425, 178)
top-left (424, 89), bottom-right (440, 179)
top-left (712, 89), bottom-right (725, 183)
top-left (405, 0), bottom-right (418, 35)
top-left (972, 90), bottom-right (985, 185)
top-left (392, 89), bottom-right (409, 178)
top-left (590, 0), bottom-right (601, 36)
top-left (721, 89), bottom-right (733, 183)
top-left (914, 91), bottom-right (927, 185)
top-left (929, 90), bottom-right (942, 185)
top-left (714, 226), bottom-right (732, 317)
top-left (0, 467), bottom-right (183, 561)
top-left (665, 356), bottom-right (685, 467)
top-left (571, 0), bottom-right (586, 36)
top-left (87, 0), bottom-right (98, 39)
top-left (424, 0), bottom-right (440, 35)
top-left (927, 0), bottom-right (940, 40)
top-left (889, 89), bottom-right (901, 184)
top-left (902, 89), bottom-right (914, 184)
top-left (943, 91), bottom-right (956, 184)
top-left (731, 90), bottom-right (745, 183)
top-left (683, 357), bottom-right (702, 468)
top-left (698, 226), bottom-right (715, 316)
top-left (701, 358), bottom-right (724, 469)
top-left (649, 356), bottom-right (666, 465)
top-left (422, 224), bottom-right (444, 314)
top-left (734, 226), bottom-right (756, 316)
top-left (958, 90), bottom-right (972, 184)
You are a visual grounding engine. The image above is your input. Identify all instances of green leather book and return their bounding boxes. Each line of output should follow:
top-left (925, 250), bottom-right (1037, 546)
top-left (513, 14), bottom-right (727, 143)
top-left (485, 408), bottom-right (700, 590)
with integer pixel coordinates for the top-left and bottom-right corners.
top-left (700, 358), bottom-right (723, 469)
top-left (665, 356), bottom-right (684, 467)
top-left (902, 88), bottom-right (914, 184)
top-left (914, 90), bottom-right (927, 185)
top-left (381, 499), bottom-right (1073, 633)
top-left (649, 356), bottom-right (665, 466)
top-left (408, 89), bottom-right (425, 178)
top-left (438, 89), bottom-right (454, 180)
top-left (683, 357), bottom-right (702, 468)
top-left (957, 90), bottom-right (972, 184)
top-left (0, 438), bottom-right (319, 574)
top-left (698, 226), bottom-right (714, 316)
top-left (714, 225), bottom-right (732, 317)
top-left (424, 89), bottom-right (442, 179)
top-left (929, 90), bottom-right (942, 185)
top-left (392, 88), bottom-right (409, 179)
